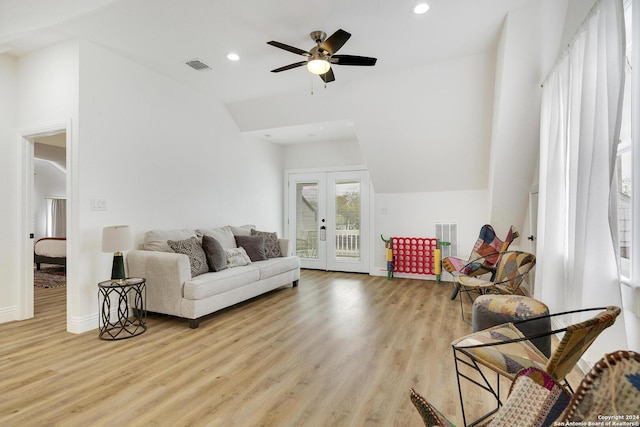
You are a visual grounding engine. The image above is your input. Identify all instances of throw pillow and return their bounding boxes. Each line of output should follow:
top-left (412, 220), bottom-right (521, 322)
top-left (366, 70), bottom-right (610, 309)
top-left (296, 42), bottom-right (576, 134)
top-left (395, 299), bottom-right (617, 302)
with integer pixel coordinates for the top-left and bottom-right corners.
top-left (225, 247), bottom-right (251, 268)
top-left (235, 235), bottom-right (267, 262)
top-left (230, 224), bottom-right (256, 236)
top-left (197, 226), bottom-right (237, 249)
top-left (167, 237), bottom-right (209, 277)
top-left (250, 229), bottom-right (282, 258)
top-left (409, 388), bottom-right (456, 427)
top-left (143, 229), bottom-right (197, 252)
top-left (201, 235), bottom-right (227, 272)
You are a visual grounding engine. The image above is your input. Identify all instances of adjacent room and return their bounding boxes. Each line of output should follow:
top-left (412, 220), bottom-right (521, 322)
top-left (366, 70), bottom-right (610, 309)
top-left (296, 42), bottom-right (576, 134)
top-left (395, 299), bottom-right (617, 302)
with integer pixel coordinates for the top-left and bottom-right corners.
top-left (0, 0), bottom-right (638, 425)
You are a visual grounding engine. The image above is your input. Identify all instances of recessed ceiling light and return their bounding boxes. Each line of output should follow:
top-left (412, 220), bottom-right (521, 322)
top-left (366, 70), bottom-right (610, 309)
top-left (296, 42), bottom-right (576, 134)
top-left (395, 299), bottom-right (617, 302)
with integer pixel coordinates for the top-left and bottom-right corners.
top-left (227, 53), bottom-right (240, 61)
top-left (413, 3), bottom-right (430, 14)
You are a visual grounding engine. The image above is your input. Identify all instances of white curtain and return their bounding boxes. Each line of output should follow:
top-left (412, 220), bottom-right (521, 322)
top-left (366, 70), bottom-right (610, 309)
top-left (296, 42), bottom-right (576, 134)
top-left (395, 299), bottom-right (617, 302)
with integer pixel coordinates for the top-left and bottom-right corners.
top-left (47, 198), bottom-right (66, 238)
top-left (536, 0), bottom-right (628, 361)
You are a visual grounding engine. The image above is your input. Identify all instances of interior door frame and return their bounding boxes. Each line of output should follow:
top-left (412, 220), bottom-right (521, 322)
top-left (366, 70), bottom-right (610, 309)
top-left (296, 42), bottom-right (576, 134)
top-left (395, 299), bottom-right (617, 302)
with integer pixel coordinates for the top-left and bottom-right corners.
top-left (18, 121), bottom-right (70, 321)
top-left (284, 165), bottom-right (371, 273)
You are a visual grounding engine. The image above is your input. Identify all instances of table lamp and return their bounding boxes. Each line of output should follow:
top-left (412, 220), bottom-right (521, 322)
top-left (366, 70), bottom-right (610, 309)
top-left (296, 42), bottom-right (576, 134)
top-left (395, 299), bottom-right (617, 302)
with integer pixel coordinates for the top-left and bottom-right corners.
top-left (102, 225), bottom-right (132, 281)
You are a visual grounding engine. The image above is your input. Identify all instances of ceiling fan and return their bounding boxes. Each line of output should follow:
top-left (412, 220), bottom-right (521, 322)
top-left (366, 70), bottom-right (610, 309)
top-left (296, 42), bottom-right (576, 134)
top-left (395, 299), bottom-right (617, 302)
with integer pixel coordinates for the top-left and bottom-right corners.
top-left (267, 29), bottom-right (377, 83)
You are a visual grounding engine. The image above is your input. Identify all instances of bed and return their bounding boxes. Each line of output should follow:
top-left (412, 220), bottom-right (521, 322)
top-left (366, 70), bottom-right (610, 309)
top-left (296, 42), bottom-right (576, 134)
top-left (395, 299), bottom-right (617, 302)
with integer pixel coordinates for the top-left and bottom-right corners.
top-left (34, 237), bottom-right (66, 271)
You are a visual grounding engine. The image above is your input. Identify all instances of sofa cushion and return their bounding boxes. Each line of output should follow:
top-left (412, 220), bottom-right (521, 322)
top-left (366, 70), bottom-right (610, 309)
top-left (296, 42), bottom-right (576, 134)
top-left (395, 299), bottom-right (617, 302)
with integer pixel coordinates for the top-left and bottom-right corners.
top-left (251, 229), bottom-right (282, 258)
top-left (143, 229), bottom-right (197, 252)
top-left (230, 224), bottom-right (255, 236)
top-left (201, 235), bottom-right (227, 272)
top-left (183, 265), bottom-right (260, 300)
top-left (167, 237), bottom-right (209, 277)
top-left (235, 235), bottom-right (267, 262)
top-left (198, 226), bottom-right (237, 249)
top-left (256, 256), bottom-right (301, 280)
top-left (225, 247), bottom-right (252, 267)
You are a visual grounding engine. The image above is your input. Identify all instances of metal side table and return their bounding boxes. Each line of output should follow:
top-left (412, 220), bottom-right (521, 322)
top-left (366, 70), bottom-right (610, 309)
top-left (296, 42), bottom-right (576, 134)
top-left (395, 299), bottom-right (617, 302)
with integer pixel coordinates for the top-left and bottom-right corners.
top-left (98, 277), bottom-right (147, 340)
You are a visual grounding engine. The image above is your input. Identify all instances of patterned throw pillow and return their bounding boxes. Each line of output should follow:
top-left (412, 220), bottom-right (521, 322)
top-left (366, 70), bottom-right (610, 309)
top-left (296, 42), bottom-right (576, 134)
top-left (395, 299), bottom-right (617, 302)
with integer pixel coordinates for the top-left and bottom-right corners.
top-left (250, 229), bottom-right (282, 258)
top-left (409, 388), bottom-right (456, 427)
top-left (167, 237), bottom-right (209, 277)
top-left (488, 367), bottom-right (570, 427)
top-left (225, 247), bottom-right (252, 268)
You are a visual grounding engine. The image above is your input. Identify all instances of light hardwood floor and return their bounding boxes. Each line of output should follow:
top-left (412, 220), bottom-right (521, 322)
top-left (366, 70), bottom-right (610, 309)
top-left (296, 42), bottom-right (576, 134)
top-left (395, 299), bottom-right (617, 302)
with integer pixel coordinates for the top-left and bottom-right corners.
top-left (0, 270), bottom-right (576, 426)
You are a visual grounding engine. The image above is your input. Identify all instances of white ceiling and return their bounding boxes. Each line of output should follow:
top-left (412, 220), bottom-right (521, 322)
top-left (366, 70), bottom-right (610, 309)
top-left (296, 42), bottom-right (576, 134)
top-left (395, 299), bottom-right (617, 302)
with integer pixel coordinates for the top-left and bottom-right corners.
top-left (0, 0), bottom-right (531, 144)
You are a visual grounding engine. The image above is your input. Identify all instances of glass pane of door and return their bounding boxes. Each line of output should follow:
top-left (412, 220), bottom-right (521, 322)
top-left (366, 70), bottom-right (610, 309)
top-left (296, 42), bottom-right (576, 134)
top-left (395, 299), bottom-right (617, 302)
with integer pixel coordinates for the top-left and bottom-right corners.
top-left (334, 179), bottom-right (361, 261)
top-left (288, 170), bottom-right (368, 273)
top-left (326, 170), bottom-right (370, 273)
top-left (295, 182), bottom-right (319, 260)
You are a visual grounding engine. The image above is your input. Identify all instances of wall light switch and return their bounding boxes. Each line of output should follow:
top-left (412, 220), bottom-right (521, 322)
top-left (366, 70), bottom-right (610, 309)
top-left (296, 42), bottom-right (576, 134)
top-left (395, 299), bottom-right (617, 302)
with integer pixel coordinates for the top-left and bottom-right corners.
top-left (91, 199), bottom-right (107, 211)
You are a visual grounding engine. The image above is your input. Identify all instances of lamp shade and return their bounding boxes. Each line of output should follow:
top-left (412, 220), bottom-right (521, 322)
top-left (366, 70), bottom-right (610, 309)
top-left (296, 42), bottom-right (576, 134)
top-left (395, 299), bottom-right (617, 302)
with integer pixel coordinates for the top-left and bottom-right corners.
top-left (102, 225), bottom-right (132, 253)
top-left (307, 59), bottom-right (331, 75)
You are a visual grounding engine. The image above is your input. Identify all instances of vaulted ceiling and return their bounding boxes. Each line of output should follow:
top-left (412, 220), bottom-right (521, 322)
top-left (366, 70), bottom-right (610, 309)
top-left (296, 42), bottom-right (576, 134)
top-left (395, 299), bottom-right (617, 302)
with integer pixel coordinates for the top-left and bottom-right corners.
top-left (1, 0), bottom-right (531, 144)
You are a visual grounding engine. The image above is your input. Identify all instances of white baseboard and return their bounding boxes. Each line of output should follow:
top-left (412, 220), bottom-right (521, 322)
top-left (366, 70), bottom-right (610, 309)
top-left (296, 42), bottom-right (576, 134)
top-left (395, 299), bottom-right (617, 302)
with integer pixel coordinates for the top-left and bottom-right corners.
top-left (0, 306), bottom-right (18, 324)
top-left (370, 268), bottom-right (454, 282)
top-left (67, 312), bottom-right (98, 334)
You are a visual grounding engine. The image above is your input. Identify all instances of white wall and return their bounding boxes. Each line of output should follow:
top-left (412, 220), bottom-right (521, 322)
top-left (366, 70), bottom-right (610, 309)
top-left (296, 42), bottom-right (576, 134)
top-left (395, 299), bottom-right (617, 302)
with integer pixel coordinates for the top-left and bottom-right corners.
top-left (16, 41), bottom-right (79, 129)
top-left (68, 40), bottom-right (283, 332)
top-left (227, 52), bottom-right (497, 194)
top-left (488, 0), bottom-right (568, 236)
top-left (283, 139), bottom-right (364, 170)
top-left (0, 54), bottom-right (19, 323)
top-left (374, 190), bottom-right (491, 280)
top-left (4, 39), bottom-right (284, 333)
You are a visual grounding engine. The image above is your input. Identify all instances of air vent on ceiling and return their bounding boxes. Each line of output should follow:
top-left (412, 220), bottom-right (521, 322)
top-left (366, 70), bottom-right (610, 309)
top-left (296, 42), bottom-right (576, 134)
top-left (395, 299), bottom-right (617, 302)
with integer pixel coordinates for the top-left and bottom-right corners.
top-left (184, 59), bottom-right (211, 71)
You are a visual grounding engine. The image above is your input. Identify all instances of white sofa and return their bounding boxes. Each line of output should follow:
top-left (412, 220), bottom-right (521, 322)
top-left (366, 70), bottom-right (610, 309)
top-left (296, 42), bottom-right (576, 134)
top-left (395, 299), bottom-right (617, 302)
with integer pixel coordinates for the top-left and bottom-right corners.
top-left (127, 226), bottom-right (300, 328)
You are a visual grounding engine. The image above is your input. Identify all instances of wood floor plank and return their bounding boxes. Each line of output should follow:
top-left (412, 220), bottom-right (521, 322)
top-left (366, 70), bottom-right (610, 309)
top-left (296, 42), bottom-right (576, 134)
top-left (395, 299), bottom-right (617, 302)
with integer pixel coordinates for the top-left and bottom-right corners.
top-left (0, 270), bottom-right (582, 426)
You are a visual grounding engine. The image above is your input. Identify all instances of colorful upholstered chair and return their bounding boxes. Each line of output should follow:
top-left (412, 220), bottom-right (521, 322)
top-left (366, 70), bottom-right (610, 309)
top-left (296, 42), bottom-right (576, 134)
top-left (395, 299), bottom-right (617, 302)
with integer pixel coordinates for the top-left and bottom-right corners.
top-left (410, 366), bottom-right (571, 427)
top-left (556, 350), bottom-right (640, 423)
top-left (410, 350), bottom-right (638, 427)
top-left (457, 251), bottom-right (536, 323)
top-left (443, 225), bottom-right (519, 300)
top-left (451, 306), bottom-right (621, 426)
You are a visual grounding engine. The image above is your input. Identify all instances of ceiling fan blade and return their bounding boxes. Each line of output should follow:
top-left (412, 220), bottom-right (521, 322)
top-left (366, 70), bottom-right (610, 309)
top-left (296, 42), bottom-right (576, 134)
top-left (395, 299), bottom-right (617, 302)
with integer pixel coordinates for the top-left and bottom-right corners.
top-left (319, 29), bottom-right (351, 55)
top-left (331, 55), bottom-right (377, 66)
top-left (271, 61), bottom-right (307, 73)
top-left (320, 68), bottom-right (335, 83)
top-left (267, 41), bottom-right (310, 56)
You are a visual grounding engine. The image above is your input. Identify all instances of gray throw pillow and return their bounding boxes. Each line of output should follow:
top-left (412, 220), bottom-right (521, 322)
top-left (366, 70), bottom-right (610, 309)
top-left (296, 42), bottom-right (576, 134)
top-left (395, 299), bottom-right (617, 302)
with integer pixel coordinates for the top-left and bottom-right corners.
top-left (167, 237), bottom-right (209, 277)
top-left (201, 235), bottom-right (227, 272)
top-left (235, 235), bottom-right (267, 262)
top-left (250, 229), bottom-right (282, 258)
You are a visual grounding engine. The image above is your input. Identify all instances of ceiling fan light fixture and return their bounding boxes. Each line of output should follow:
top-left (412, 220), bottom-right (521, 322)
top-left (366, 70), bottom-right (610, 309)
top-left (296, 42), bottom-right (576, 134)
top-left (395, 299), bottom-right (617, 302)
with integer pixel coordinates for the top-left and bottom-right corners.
top-left (307, 59), bottom-right (331, 75)
top-left (413, 3), bottom-right (430, 14)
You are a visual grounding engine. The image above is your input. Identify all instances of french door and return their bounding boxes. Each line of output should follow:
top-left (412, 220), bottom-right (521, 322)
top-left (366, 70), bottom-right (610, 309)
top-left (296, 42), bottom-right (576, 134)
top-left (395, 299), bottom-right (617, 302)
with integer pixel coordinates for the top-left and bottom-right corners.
top-left (288, 170), bottom-right (370, 273)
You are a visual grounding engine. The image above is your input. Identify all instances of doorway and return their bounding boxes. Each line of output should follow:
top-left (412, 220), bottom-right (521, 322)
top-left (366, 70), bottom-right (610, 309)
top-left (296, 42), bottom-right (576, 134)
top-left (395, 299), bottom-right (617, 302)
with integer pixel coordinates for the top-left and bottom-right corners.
top-left (288, 169), bottom-right (370, 273)
top-left (20, 124), bottom-right (69, 322)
